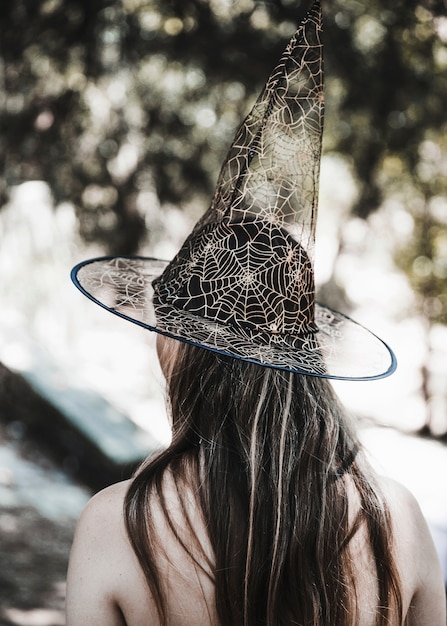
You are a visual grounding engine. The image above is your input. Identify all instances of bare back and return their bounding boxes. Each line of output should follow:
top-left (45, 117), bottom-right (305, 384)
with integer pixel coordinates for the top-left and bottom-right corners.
top-left (66, 474), bottom-right (446, 625)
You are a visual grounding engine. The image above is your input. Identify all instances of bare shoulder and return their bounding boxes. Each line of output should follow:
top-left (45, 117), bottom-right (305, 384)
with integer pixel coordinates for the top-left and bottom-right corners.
top-left (79, 479), bottom-right (130, 528)
top-left (376, 475), bottom-right (446, 625)
top-left (69, 479), bottom-right (130, 566)
top-left (377, 475), bottom-right (434, 567)
top-left (66, 480), bottom-right (156, 626)
top-left (377, 475), bottom-right (434, 547)
top-left (70, 480), bottom-right (131, 560)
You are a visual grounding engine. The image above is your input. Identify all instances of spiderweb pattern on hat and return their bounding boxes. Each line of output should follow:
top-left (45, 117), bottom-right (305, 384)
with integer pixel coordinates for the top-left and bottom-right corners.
top-left (198, 0), bottom-right (322, 245)
top-left (72, 0), bottom-right (396, 380)
top-left (153, 1), bottom-right (323, 339)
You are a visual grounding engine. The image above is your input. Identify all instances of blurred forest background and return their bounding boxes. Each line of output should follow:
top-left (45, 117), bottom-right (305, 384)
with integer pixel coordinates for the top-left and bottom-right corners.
top-left (0, 1), bottom-right (447, 622)
top-left (1, 0), bottom-right (446, 431)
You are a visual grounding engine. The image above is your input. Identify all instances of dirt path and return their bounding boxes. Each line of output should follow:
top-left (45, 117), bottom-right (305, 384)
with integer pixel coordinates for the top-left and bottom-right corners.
top-left (0, 421), bottom-right (90, 626)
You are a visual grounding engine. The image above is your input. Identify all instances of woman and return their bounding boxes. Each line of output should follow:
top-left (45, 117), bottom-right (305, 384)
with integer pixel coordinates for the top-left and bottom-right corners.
top-left (66, 336), bottom-right (445, 625)
top-left (66, 3), bottom-right (445, 623)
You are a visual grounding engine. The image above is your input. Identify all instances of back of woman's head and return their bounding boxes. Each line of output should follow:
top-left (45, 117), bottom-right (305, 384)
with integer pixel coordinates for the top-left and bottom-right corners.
top-left (162, 342), bottom-right (383, 624)
top-left (126, 340), bottom-right (402, 626)
top-left (166, 340), bottom-right (356, 471)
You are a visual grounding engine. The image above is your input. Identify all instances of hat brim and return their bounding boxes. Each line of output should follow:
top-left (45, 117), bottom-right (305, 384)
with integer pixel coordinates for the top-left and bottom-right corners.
top-left (71, 256), bottom-right (396, 381)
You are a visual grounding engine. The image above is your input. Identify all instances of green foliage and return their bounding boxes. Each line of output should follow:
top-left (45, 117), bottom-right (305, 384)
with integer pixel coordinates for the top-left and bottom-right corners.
top-left (389, 134), bottom-right (447, 325)
top-left (0, 0), bottom-right (446, 265)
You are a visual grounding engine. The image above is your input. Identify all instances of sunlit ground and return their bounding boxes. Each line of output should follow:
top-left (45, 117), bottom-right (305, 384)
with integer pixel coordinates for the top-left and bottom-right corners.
top-left (2, 608), bottom-right (65, 626)
top-left (0, 159), bottom-right (446, 621)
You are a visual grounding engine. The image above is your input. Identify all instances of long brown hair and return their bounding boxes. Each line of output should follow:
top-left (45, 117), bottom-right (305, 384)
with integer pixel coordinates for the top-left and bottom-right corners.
top-left (124, 340), bottom-right (403, 625)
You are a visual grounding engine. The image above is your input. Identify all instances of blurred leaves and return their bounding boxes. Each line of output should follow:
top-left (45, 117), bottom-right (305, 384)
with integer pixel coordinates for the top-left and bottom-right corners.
top-left (0, 0), bottom-right (446, 280)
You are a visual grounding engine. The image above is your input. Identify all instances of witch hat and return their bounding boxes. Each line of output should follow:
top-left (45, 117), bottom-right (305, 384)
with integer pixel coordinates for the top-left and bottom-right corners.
top-left (71, 0), bottom-right (396, 380)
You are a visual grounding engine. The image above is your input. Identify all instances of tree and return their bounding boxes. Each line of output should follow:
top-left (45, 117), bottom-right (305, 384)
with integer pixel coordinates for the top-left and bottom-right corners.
top-left (1, 0), bottom-right (444, 246)
top-left (1, 0), bottom-right (446, 431)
